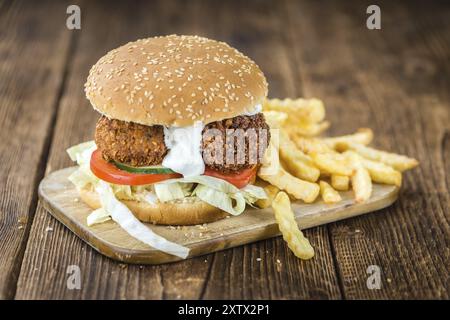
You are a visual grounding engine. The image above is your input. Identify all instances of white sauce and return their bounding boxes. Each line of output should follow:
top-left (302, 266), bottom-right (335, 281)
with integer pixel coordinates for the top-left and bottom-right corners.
top-left (242, 103), bottom-right (262, 116)
top-left (161, 103), bottom-right (262, 177)
top-left (162, 121), bottom-right (205, 177)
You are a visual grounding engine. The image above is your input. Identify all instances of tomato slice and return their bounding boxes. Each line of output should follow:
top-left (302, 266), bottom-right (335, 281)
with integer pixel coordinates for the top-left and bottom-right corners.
top-left (90, 150), bottom-right (181, 185)
top-left (204, 166), bottom-right (257, 189)
top-left (90, 149), bottom-right (257, 188)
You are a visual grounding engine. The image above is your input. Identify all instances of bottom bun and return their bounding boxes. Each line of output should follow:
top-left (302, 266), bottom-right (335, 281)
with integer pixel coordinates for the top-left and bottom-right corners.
top-left (79, 188), bottom-right (228, 225)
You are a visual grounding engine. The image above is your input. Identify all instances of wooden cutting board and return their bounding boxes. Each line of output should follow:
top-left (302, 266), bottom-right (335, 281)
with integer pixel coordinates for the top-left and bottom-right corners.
top-left (39, 167), bottom-right (399, 264)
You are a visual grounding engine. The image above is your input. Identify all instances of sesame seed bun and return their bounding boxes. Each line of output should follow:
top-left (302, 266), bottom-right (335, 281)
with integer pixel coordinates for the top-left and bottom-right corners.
top-left (79, 188), bottom-right (228, 225)
top-left (85, 35), bottom-right (268, 127)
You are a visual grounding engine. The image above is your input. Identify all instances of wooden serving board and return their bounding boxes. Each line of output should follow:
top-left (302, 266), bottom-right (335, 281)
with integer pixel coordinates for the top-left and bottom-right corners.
top-left (39, 167), bottom-right (399, 264)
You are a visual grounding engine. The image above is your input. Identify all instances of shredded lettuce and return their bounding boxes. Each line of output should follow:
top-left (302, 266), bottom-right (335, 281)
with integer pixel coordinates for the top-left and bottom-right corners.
top-left (67, 141), bottom-right (99, 191)
top-left (154, 183), bottom-right (188, 202)
top-left (67, 140), bottom-right (97, 164)
top-left (135, 191), bottom-right (158, 205)
top-left (96, 181), bottom-right (189, 258)
top-left (156, 175), bottom-right (267, 215)
top-left (66, 141), bottom-right (267, 257)
top-left (194, 184), bottom-right (246, 215)
top-left (241, 184), bottom-right (268, 203)
top-left (87, 207), bottom-right (111, 226)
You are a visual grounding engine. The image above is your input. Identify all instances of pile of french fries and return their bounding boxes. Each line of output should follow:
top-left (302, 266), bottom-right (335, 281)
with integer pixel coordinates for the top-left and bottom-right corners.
top-left (256, 98), bottom-right (419, 260)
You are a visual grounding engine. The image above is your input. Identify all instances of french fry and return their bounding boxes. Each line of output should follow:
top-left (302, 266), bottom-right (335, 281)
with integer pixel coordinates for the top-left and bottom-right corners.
top-left (258, 165), bottom-right (320, 203)
top-left (323, 128), bottom-right (374, 150)
top-left (319, 181), bottom-right (342, 204)
top-left (310, 151), bottom-right (353, 176)
top-left (279, 130), bottom-right (314, 165)
top-left (279, 131), bottom-right (320, 182)
top-left (264, 98), bottom-right (325, 124)
top-left (281, 156), bottom-right (320, 183)
top-left (287, 121), bottom-right (330, 137)
top-left (331, 174), bottom-right (350, 191)
top-left (263, 96), bottom-right (418, 207)
top-left (259, 140), bottom-right (280, 177)
top-left (364, 159), bottom-right (402, 187)
top-left (339, 142), bottom-right (419, 172)
top-left (346, 152), bottom-right (372, 203)
top-left (255, 184), bottom-right (280, 209)
top-left (262, 110), bottom-right (288, 128)
top-left (292, 136), bottom-right (333, 154)
top-left (343, 151), bottom-right (402, 186)
top-left (271, 192), bottom-right (314, 260)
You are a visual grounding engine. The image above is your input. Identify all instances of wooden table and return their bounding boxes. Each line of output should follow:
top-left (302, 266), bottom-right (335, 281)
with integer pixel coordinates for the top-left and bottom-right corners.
top-left (1, 0), bottom-right (448, 300)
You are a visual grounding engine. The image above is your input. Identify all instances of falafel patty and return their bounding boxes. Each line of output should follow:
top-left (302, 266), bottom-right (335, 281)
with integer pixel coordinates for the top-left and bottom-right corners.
top-left (95, 113), bottom-right (270, 172)
top-left (202, 113), bottom-right (270, 173)
top-left (95, 116), bottom-right (168, 167)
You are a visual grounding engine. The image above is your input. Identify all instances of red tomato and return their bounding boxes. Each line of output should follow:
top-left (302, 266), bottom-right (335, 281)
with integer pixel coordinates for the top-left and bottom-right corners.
top-left (90, 150), bottom-right (181, 185)
top-left (204, 166), bottom-right (257, 189)
top-left (90, 149), bottom-right (257, 188)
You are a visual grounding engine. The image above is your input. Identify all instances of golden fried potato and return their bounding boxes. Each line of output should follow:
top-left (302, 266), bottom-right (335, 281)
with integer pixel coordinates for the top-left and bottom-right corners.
top-left (255, 184), bottom-right (280, 209)
top-left (331, 174), bottom-right (350, 191)
top-left (272, 192), bottom-right (314, 260)
top-left (279, 131), bottom-right (320, 182)
top-left (346, 152), bottom-right (372, 203)
top-left (286, 121), bottom-right (330, 137)
top-left (343, 151), bottom-right (402, 187)
top-left (319, 181), bottom-right (342, 204)
top-left (258, 165), bottom-right (320, 203)
top-left (262, 110), bottom-right (288, 128)
top-left (264, 98), bottom-right (325, 124)
top-left (338, 142), bottom-right (419, 172)
top-left (310, 151), bottom-right (353, 176)
top-left (323, 128), bottom-right (374, 150)
top-left (292, 136), bottom-right (333, 154)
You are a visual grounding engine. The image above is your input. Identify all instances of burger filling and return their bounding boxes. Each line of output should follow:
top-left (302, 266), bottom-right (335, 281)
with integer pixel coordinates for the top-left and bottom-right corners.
top-left (67, 112), bottom-right (270, 235)
top-left (94, 113), bottom-right (270, 175)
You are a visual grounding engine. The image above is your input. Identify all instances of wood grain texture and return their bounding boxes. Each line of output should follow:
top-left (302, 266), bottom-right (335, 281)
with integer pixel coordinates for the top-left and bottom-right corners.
top-left (0, 0), bottom-right (73, 299)
top-left (7, 0), bottom-right (450, 300)
top-left (15, 0), bottom-right (215, 300)
top-left (284, 0), bottom-right (449, 299)
top-left (14, 0), bottom-right (345, 300)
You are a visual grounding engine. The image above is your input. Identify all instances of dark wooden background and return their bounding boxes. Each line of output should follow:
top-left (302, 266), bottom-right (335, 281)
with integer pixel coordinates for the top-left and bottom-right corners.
top-left (0, 0), bottom-right (448, 300)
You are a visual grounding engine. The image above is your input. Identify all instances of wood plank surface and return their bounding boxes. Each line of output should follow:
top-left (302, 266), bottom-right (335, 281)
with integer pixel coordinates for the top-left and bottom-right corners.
top-left (15, 0), bottom-right (219, 300)
top-left (6, 0), bottom-right (449, 300)
top-left (0, 0), bottom-right (74, 299)
top-left (15, 0), bottom-right (344, 300)
top-left (285, 0), bottom-right (449, 299)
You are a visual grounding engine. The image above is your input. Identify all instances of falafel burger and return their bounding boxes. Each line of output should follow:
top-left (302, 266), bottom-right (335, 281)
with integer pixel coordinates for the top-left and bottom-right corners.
top-left (67, 35), bottom-right (271, 258)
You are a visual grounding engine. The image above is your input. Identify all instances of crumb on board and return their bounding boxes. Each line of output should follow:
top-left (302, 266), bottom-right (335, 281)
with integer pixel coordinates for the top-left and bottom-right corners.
top-left (18, 216), bottom-right (27, 224)
top-left (276, 259), bottom-right (282, 272)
